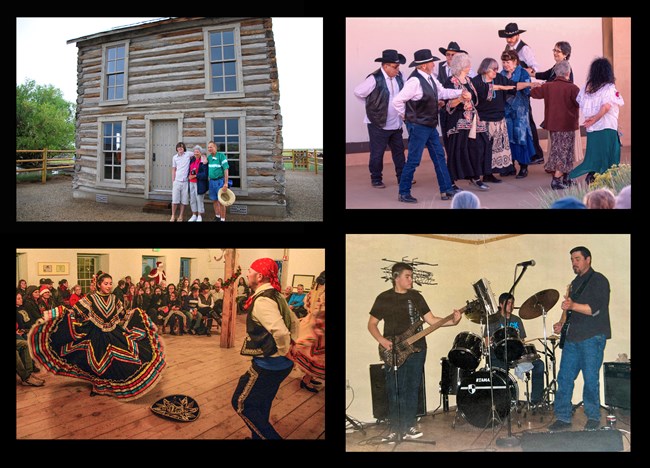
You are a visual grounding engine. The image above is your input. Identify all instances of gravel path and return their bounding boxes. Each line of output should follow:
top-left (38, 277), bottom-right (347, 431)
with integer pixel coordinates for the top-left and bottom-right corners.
top-left (16, 170), bottom-right (322, 222)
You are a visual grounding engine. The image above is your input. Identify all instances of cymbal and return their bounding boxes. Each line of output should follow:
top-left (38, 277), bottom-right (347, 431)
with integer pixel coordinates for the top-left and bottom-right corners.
top-left (519, 289), bottom-right (560, 319)
top-left (463, 300), bottom-right (500, 324)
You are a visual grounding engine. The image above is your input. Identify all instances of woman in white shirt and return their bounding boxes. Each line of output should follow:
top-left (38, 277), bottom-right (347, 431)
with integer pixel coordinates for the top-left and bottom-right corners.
top-left (570, 58), bottom-right (624, 185)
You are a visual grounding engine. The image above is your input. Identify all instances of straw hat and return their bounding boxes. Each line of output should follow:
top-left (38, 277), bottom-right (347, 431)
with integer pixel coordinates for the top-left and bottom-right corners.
top-left (218, 188), bottom-right (236, 207)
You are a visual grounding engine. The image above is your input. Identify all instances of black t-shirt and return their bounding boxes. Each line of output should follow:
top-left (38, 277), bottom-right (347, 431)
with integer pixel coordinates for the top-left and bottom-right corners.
top-left (482, 313), bottom-right (527, 340)
top-left (472, 74), bottom-right (517, 122)
top-left (567, 268), bottom-right (611, 342)
top-left (369, 288), bottom-right (431, 350)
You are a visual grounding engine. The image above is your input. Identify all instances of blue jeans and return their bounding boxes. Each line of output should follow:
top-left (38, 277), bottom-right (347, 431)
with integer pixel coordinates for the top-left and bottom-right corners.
top-left (384, 350), bottom-right (425, 434)
top-left (554, 334), bottom-right (607, 422)
top-left (489, 352), bottom-right (545, 403)
top-left (367, 123), bottom-right (405, 183)
top-left (399, 123), bottom-right (452, 195)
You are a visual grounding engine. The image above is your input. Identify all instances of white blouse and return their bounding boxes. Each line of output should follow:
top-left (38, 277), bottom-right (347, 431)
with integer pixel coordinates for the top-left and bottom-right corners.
top-left (577, 83), bottom-right (624, 133)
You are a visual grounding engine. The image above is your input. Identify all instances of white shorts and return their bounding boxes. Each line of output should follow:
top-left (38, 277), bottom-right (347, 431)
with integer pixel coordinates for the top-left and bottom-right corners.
top-left (172, 180), bottom-right (189, 205)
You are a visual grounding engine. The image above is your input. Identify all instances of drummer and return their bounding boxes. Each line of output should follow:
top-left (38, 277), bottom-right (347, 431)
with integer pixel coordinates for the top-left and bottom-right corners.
top-left (483, 293), bottom-right (544, 406)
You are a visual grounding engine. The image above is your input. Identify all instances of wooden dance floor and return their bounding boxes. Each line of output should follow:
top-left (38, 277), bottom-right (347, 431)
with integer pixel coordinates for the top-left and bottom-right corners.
top-left (346, 404), bottom-right (630, 452)
top-left (16, 314), bottom-right (325, 439)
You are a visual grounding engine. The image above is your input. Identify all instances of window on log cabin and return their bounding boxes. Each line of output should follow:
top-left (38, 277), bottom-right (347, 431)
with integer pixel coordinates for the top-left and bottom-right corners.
top-left (102, 122), bottom-right (122, 181)
top-left (204, 25), bottom-right (244, 99)
top-left (212, 117), bottom-right (241, 189)
top-left (100, 42), bottom-right (129, 105)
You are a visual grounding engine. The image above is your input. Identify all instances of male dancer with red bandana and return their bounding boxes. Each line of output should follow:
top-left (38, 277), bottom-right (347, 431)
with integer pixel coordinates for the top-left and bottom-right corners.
top-left (232, 258), bottom-right (298, 439)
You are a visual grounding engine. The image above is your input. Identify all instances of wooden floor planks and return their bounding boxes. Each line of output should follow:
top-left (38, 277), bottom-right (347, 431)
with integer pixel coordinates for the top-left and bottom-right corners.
top-left (16, 315), bottom-right (325, 439)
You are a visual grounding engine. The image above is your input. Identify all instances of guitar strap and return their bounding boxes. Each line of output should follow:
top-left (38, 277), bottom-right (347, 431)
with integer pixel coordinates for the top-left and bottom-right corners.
top-left (571, 269), bottom-right (594, 302)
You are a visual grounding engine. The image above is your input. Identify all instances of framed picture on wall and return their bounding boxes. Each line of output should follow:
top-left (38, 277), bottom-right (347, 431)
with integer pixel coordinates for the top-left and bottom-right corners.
top-left (38, 262), bottom-right (70, 276)
top-left (292, 274), bottom-right (315, 291)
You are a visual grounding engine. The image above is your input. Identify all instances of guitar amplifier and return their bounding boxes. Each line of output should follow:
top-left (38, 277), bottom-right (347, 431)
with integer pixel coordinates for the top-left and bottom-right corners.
top-left (369, 363), bottom-right (426, 421)
top-left (604, 361), bottom-right (630, 409)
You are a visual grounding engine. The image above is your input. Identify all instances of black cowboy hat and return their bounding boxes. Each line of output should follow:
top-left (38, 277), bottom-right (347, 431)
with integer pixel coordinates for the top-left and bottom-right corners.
top-left (498, 22), bottom-right (526, 38)
top-left (438, 41), bottom-right (467, 56)
top-left (374, 49), bottom-right (406, 65)
top-left (408, 49), bottom-right (441, 68)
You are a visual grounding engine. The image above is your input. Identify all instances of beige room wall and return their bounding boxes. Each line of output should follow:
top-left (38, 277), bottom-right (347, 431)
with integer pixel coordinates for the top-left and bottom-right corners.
top-left (612, 17), bottom-right (631, 146)
top-left (16, 248), bottom-right (325, 292)
top-left (346, 234), bottom-right (630, 423)
top-left (346, 17), bottom-right (605, 146)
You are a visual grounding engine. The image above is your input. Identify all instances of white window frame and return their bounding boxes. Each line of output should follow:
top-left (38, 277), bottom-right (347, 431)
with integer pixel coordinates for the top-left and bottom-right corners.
top-left (99, 40), bottom-right (130, 106)
top-left (203, 25), bottom-right (245, 100)
top-left (96, 116), bottom-right (127, 188)
top-left (205, 111), bottom-right (247, 195)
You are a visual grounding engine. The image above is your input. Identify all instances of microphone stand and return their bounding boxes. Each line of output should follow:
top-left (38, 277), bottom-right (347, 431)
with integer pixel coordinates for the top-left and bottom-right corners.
top-left (381, 336), bottom-right (436, 449)
top-left (495, 265), bottom-right (529, 448)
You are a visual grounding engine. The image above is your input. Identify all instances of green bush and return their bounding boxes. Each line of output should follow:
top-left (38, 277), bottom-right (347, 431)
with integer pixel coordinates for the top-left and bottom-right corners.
top-left (536, 164), bottom-right (631, 209)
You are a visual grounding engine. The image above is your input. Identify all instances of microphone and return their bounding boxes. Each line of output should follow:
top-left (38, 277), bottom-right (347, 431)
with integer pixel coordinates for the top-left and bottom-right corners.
top-left (517, 260), bottom-right (536, 267)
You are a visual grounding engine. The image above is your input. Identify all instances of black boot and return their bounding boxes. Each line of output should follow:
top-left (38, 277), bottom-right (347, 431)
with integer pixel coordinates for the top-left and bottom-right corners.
top-left (206, 318), bottom-right (213, 336)
top-left (516, 165), bottom-right (528, 179)
top-left (551, 176), bottom-right (566, 190)
top-left (562, 173), bottom-right (575, 187)
top-left (585, 172), bottom-right (596, 185)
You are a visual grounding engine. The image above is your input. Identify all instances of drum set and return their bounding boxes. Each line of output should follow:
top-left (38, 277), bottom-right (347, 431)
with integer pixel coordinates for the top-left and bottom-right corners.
top-left (443, 288), bottom-right (562, 429)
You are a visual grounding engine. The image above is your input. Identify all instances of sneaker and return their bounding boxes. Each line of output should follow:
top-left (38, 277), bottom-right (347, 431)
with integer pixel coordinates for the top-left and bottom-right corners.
top-left (403, 427), bottom-right (423, 439)
top-left (22, 375), bottom-right (45, 387)
top-left (215, 216), bottom-right (220, 222)
top-left (221, 218), bottom-right (226, 222)
top-left (196, 215), bottom-right (202, 222)
top-left (371, 181), bottom-right (386, 189)
top-left (381, 432), bottom-right (398, 443)
top-left (483, 174), bottom-right (502, 184)
top-left (170, 216), bottom-right (176, 222)
top-left (188, 215), bottom-right (197, 222)
top-left (584, 419), bottom-right (601, 431)
top-left (548, 419), bottom-right (571, 431)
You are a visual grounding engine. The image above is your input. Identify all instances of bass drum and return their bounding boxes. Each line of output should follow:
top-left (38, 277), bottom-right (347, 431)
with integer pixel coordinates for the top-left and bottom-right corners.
top-left (456, 368), bottom-right (518, 428)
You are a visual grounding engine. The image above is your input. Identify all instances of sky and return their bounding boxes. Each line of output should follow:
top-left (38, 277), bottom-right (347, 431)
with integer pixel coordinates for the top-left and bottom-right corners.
top-left (16, 17), bottom-right (323, 148)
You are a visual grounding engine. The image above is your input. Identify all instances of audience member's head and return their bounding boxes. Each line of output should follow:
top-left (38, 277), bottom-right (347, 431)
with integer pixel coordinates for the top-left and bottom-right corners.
top-left (583, 188), bottom-right (615, 209)
top-left (551, 196), bottom-right (586, 209)
top-left (296, 284), bottom-right (305, 294)
top-left (27, 285), bottom-right (39, 301)
top-left (39, 285), bottom-right (51, 299)
top-left (614, 185), bottom-right (631, 209)
top-left (451, 191), bottom-right (481, 209)
top-left (283, 286), bottom-right (292, 298)
top-left (72, 284), bottom-right (82, 296)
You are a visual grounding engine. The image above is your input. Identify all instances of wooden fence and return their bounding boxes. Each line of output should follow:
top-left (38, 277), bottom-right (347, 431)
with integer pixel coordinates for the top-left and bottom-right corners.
top-left (16, 149), bottom-right (76, 184)
top-left (282, 149), bottom-right (323, 174)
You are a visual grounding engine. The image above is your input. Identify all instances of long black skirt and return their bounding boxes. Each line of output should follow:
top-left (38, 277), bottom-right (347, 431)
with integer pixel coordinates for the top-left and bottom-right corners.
top-left (446, 130), bottom-right (491, 181)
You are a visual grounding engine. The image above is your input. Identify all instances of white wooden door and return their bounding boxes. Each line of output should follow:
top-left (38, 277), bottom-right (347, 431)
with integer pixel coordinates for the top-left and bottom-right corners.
top-left (151, 120), bottom-right (177, 192)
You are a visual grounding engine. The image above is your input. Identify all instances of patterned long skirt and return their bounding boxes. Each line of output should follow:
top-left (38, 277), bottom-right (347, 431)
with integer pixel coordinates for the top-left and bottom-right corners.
top-left (545, 131), bottom-right (575, 173)
top-left (486, 119), bottom-right (513, 170)
top-left (289, 311), bottom-right (325, 380)
top-left (29, 307), bottom-right (165, 400)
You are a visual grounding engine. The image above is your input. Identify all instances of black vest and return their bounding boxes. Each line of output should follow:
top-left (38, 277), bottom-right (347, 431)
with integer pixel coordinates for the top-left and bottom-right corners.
top-left (515, 40), bottom-right (529, 69)
top-left (405, 70), bottom-right (439, 128)
top-left (365, 69), bottom-right (404, 128)
top-left (240, 288), bottom-right (284, 357)
top-left (437, 62), bottom-right (452, 87)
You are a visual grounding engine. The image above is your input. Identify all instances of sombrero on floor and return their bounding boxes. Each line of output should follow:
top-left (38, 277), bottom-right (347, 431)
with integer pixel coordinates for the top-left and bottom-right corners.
top-left (151, 394), bottom-right (200, 422)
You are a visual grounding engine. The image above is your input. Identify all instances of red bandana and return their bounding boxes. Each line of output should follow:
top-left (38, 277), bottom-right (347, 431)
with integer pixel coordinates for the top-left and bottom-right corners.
top-left (244, 258), bottom-right (281, 309)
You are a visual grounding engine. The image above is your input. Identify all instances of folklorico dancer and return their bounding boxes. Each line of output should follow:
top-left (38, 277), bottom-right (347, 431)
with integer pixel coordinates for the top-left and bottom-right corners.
top-left (232, 258), bottom-right (298, 439)
top-left (28, 273), bottom-right (166, 399)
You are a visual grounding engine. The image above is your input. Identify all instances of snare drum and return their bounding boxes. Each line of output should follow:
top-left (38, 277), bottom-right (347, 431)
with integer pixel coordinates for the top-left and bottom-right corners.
top-left (517, 343), bottom-right (540, 364)
top-left (491, 326), bottom-right (525, 363)
top-left (448, 331), bottom-right (483, 371)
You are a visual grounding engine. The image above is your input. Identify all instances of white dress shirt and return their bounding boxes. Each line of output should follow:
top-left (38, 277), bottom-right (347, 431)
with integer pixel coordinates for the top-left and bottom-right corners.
top-left (392, 69), bottom-right (463, 117)
top-left (508, 39), bottom-right (540, 73)
top-left (354, 68), bottom-right (403, 130)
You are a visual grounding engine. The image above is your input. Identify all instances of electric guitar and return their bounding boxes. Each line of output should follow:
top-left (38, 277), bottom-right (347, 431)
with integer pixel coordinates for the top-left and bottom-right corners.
top-left (559, 284), bottom-right (572, 349)
top-left (378, 308), bottom-right (462, 368)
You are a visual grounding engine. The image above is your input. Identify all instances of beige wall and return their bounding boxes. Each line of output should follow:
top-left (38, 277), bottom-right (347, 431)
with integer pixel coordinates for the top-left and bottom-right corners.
top-left (346, 17), bottom-right (609, 145)
top-left (612, 17), bottom-right (631, 146)
top-left (16, 248), bottom-right (324, 290)
top-left (346, 234), bottom-right (630, 423)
